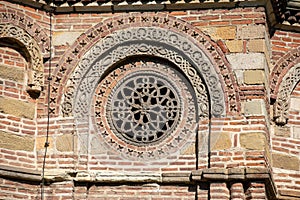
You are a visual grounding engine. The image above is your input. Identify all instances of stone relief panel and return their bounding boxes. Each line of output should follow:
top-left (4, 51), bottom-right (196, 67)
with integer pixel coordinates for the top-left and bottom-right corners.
top-left (0, 24), bottom-right (44, 95)
top-left (274, 63), bottom-right (300, 125)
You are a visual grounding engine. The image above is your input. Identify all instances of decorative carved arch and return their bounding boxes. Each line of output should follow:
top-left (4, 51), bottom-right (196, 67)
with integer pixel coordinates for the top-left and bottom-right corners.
top-left (270, 47), bottom-right (300, 125)
top-left (270, 46), bottom-right (300, 100)
top-left (50, 13), bottom-right (240, 117)
top-left (0, 24), bottom-right (44, 97)
top-left (273, 63), bottom-right (300, 125)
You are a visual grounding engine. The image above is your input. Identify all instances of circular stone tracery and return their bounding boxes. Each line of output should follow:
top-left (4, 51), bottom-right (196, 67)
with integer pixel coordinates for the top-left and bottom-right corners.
top-left (108, 71), bottom-right (181, 145)
top-left (93, 59), bottom-right (198, 160)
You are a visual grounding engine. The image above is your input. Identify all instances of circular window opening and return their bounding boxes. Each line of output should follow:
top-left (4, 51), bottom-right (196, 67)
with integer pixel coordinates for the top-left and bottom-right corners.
top-left (107, 71), bottom-right (181, 145)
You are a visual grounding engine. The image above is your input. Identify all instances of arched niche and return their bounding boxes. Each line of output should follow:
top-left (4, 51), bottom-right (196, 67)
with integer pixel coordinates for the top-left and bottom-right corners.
top-left (0, 24), bottom-right (44, 98)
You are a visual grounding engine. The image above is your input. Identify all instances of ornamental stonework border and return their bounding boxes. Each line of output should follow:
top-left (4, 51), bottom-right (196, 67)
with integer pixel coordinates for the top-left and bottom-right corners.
top-left (50, 13), bottom-right (239, 118)
top-left (64, 27), bottom-right (223, 119)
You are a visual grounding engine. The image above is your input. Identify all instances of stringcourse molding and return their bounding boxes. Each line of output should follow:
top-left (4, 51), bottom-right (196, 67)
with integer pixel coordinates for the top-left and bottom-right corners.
top-left (50, 13), bottom-right (240, 118)
top-left (0, 23), bottom-right (45, 97)
top-left (274, 63), bottom-right (300, 125)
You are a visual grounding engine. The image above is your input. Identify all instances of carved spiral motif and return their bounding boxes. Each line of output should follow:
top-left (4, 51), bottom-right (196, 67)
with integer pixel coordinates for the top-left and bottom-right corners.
top-left (107, 71), bottom-right (181, 145)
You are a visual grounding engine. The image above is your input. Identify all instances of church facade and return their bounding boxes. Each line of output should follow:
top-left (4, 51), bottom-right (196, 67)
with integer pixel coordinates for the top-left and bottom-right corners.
top-left (0, 0), bottom-right (299, 199)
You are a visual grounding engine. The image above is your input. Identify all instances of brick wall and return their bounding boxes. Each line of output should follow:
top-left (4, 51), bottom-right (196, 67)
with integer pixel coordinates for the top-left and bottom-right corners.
top-left (0, 1), bottom-right (299, 199)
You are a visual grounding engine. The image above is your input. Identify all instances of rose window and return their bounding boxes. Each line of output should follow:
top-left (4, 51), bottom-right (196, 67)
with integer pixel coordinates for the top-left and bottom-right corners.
top-left (93, 59), bottom-right (197, 160)
top-left (107, 71), bottom-right (181, 145)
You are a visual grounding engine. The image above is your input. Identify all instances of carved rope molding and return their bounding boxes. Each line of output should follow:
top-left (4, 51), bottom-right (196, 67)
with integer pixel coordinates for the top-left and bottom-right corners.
top-left (274, 63), bottom-right (300, 125)
top-left (0, 23), bottom-right (44, 96)
top-left (62, 27), bottom-right (226, 119)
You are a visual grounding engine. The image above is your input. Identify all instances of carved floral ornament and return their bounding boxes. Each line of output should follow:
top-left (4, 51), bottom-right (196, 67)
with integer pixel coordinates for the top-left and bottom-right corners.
top-left (0, 24), bottom-right (44, 97)
top-left (274, 63), bottom-right (300, 125)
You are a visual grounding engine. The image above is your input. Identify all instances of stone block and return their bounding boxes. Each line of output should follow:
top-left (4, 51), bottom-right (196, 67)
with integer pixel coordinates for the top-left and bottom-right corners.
top-left (226, 53), bottom-right (266, 70)
top-left (240, 132), bottom-right (266, 150)
top-left (248, 39), bottom-right (266, 53)
top-left (0, 97), bottom-right (35, 119)
top-left (243, 100), bottom-right (265, 115)
top-left (272, 153), bottom-right (300, 171)
top-left (225, 40), bottom-right (243, 53)
top-left (200, 26), bottom-right (236, 40)
top-left (215, 26), bottom-right (236, 40)
top-left (274, 126), bottom-right (291, 137)
top-left (53, 32), bottom-right (82, 46)
top-left (244, 70), bottom-right (265, 85)
top-left (290, 97), bottom-right (300, 111)
top-left (237, 25), bottom-right (266, 39)
top-left (211, 132), bottom-right (232, 150)
top-left (183, 143), bottom-right (195, 155)
top-left (56, 134), bottom-right (77, 152)
top-left (0, 131), bottom-right (34, 151)
top-left (36, 137), bottom-right (54, 150)
top-left (0, 64), bottom-right (24, 82)
top-left (292, 127), bottom-right (300, 139)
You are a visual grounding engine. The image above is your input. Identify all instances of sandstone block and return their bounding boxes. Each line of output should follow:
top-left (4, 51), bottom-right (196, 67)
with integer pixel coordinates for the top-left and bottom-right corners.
top-left (292, 127), bottom-right (300, 139)
top-left (36, 137), bottom-right (54, 150)
top-left (53, 32), bottom-right (82, 46)
top-left (226, 53), bottom-right (266, 70)
top-left (211, 132), bottom-right (232, 151)
top-left (0, 64), bottom-right (24, 82)
top-left (240, 132), bottom-right (266, 150)
top-left (225, 40), bottom-right (243, 53)
top-left (56, 134), bottom-right (77, 152)
top-left (237, 25), bottom-right (266, 39)
top-left (0, 97), bottom-right (35, 119)
top-left (0, 131), bottom-right (34, 151)
top-left (272, 153), bottom-right (300, 171)
top-left (274, 126), bottom-right (291, 137)
top-left (248, 39), bottom-right (266, 52)
top-left (243, 100), bottom-right (265, 115)
top-left (200, 26), bottom-right (236, 40)
top-left (290, 97), bottom-right (300, 111)
top-left (244, 70), bottom-right (265, 85)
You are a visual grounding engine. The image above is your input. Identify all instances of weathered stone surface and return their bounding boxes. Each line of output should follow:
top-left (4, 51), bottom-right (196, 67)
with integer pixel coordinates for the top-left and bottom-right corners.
top-left (292, 127), bottom-right (300, 139)
top-left (226, 53), bottom-right (266, 70)
top-left (0, 131), bottom-right (34, 151)
top-left (272, 153), bottom-right (300, 171)
top-left (183, 143), bottom-right (195, 155)
top-left (53, 32), bottom-right (82, 46)
top-left (274, 126), bottom-right (291, 137)
top-left (225, 40), bottom-right (243, 52)
top-left (36, 136), bottom-right (54, 150)
top-left (211, 132), bottom-right (232, 150)
top-left (0, 64), bottom-right (24, 82)
top-left (244, 70), bottom-right (265, 85)
top-left (243, 100), bottom-right (265, 115)
top-left (240, 132), bottom-right (266, 150)
top-left (237, 25), bottom-right (266, 39)
top-left (247, 39), bottom-right (266, 52)
top-left (200, 26), bottom-right (236, 40)
top-left (290, 97), bottom-right (300, 111)
top-left (56, 134), bottom-right (77, 152)
top-left (0, 97), bottom-right (35, 119)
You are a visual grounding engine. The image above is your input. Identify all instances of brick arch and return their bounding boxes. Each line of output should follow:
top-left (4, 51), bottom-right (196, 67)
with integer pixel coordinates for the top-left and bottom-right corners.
top-left (49, 13), bottom-right (239, 117)
top-left (0, 23), bottom-right (44, 97)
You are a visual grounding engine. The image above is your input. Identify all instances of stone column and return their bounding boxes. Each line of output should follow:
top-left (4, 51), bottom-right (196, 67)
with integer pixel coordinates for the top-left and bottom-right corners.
top-left (210, 182), bottom-right (230, 200)
top-left (230, 182), bottom-right (245, 200)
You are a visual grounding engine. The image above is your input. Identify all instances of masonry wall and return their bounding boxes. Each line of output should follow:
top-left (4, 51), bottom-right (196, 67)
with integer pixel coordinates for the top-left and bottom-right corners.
top-left (0, 1), bottom-right (299, 199)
